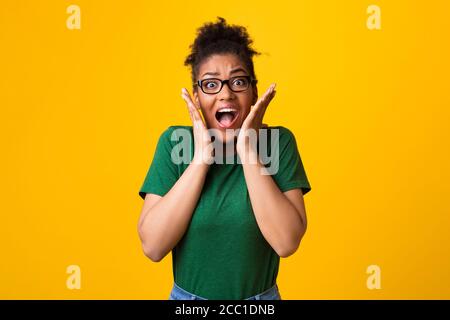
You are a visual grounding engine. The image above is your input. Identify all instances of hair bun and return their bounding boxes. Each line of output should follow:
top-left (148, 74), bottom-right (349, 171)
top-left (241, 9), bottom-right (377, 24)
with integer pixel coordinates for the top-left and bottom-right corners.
top-left (194, 17), bottom-right (254, 53)
top-left (184, 17), bottom-right (260, 87)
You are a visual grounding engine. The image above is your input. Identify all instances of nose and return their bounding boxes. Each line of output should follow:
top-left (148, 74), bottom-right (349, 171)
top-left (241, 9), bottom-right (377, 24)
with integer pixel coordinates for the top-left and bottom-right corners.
top-left (217, 81), bottom-right (235, 100)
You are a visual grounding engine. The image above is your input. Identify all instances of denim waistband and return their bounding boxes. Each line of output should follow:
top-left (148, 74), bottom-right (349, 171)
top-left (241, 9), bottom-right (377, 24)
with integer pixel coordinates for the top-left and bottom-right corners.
top-left (169, 282), bottom-right (281, 300)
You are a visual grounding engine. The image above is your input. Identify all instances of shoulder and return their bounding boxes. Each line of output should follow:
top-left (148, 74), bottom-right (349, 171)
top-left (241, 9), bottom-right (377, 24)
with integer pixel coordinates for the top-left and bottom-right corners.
top-left (267, 126), bottom-right (297, 144)
top-left (161, 125), bottom-right (193, 136)
top-left (158, 126), bottom-right (193, 144)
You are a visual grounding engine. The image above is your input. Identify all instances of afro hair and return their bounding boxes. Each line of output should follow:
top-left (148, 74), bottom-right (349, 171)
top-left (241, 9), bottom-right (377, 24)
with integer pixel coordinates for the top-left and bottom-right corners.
top-left (184, 17), bottom-right (260, 89)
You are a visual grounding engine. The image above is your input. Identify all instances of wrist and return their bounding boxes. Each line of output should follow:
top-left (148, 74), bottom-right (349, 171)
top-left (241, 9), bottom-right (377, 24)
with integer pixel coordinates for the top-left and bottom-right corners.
top-left (191, 156), bottom-right (211, 170)
top-left (237, 141), bottom-right (258, 158)
top-left (237, 146), bottom-right (259, 166)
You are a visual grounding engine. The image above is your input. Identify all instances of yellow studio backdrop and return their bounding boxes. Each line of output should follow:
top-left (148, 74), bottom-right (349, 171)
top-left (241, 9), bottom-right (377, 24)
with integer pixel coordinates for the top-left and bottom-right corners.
top-left (1, 0), bottom-right (449, 299)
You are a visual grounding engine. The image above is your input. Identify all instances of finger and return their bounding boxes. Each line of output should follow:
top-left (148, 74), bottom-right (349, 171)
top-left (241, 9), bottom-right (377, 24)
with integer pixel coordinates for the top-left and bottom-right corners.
top-left (256, 84), bottom-right (276, 107)
top-left (193, 109), bottom-right (205, 128)
top-left (251, 84), bottom-right (276, 117)
top-left (182, 94), bottom-right (194, 122)
top-left (259, 92), bottom-right (276, 125)
top-left (181, 89), bottom-right (201, 120)
top-left (184, 88), bottom-right (202, 112)
top-left (189, 100), bottom-right (204, 123)
top-left (181, 88), bottom-right (207, 129)
top-left (188, 109), bottom-right (194, 123)
top-left (254, 86), bottom-right (276, 125)
top-left (261, 84), bottom-right (276, 106)
top-left (181, 88), bottom-right (202, 116)
top-left (181, 88), bottom-right (196, 111)
top-left (181, 89), bottom-right (202, 129)
top-left (262, 87), bottom-right (276, 114)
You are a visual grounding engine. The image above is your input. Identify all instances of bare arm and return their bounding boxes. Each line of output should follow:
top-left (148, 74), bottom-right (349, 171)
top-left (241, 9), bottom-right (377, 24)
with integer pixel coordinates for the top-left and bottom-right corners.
top-left (137, 87), bottom-right (212, 262)
top-left (137, 162), bottom-right (209, 262)
top-left (242, 154), bottom-right (307, 258)
top-left (236, 83), bottom-right (308, 257)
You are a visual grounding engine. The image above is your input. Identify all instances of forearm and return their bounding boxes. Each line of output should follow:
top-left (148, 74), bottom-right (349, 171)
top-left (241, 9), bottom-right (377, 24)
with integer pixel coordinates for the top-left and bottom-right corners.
top-left (242, 151), bottom-right (306, 257)
top-left (139, 162), bottom-right (209, 261)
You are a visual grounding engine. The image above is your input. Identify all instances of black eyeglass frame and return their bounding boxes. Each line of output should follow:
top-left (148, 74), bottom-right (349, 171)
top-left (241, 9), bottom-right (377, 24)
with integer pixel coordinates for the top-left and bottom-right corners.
top-left (195, 75), bottom-right (258, 94)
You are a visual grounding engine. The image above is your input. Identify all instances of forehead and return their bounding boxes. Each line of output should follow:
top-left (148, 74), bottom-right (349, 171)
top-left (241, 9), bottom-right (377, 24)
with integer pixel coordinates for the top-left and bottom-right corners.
top-left (198, 53), bottom-right (248, 77)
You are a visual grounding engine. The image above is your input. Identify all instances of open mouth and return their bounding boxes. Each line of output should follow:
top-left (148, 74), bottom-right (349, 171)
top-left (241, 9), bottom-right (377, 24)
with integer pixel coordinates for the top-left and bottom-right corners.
top-left (215, 107), bottom-right (239, 129)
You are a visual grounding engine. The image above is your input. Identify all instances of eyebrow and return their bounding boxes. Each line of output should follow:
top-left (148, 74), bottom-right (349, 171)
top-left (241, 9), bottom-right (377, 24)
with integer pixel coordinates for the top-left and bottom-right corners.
top-left (201, 67), bottom-right (248, 78)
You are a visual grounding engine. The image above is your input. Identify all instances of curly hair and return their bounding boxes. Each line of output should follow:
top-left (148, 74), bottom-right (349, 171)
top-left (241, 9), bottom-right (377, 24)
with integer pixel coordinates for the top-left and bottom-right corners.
top-left (184, 17), bottom-right (261, 90)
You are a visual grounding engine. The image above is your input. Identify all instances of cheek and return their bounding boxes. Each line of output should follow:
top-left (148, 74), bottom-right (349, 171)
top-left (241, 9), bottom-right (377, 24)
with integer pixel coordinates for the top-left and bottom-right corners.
top-left (198, 95), bottom-right (215, 110)
top-left (198, 97), bottom-right (217, 124)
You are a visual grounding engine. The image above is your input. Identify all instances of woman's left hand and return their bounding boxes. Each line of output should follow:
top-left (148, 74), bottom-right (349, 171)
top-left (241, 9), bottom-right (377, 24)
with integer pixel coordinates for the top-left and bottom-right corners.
top-left (236, 83), bottom-right (276, 157)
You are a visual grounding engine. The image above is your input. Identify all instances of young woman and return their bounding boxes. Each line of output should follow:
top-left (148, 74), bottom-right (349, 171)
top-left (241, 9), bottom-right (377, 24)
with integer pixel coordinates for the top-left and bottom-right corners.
top-left (137, 17), bottom-right (311, 300)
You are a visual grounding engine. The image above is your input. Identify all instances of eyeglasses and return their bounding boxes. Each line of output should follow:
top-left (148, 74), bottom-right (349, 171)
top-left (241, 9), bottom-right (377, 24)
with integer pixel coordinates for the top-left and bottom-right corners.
top-left (196, 75), bottom-right (257, 94)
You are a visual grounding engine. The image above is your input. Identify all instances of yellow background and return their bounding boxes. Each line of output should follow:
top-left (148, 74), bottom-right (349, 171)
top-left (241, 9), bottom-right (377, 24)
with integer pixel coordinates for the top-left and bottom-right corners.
top-left (1, 0), bottom-right (449, 299)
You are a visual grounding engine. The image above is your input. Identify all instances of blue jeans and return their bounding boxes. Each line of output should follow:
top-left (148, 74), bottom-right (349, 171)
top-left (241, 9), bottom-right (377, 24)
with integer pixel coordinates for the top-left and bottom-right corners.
top-left (168, 282), bottom-right (282, 300)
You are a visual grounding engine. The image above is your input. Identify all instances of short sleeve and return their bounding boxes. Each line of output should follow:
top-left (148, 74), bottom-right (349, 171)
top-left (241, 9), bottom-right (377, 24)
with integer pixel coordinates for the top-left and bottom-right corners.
top-left (138, 127), bottom-right (180, 200)
top-left (269, 127), bottom-right (311, 195)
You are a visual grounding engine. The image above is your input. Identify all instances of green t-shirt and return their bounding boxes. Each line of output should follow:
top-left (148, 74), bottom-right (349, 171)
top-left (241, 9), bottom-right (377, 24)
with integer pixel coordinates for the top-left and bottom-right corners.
top-left (139, 125), bottom-right (311, 299)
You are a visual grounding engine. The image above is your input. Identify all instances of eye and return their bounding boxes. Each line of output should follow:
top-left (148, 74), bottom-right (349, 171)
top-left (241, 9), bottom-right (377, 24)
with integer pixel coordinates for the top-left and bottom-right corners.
top-left (232, 77), bottom-right (248, 87)
top-left (204, 80), bottom-right (218, 89)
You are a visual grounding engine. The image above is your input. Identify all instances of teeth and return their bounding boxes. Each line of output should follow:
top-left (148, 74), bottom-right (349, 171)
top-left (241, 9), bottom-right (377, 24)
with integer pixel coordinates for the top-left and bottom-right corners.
top-left (217, 108), bottom-right (237, 113)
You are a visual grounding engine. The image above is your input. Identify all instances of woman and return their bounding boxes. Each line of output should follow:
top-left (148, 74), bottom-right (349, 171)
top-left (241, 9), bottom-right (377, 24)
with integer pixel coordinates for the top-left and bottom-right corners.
top-left (137, 17), bottom-right (311, 300)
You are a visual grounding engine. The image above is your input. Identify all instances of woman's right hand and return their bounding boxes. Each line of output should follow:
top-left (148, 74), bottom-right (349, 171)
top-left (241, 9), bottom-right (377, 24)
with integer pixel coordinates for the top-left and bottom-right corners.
top-left (181, 88), bottom-right (214, 166)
